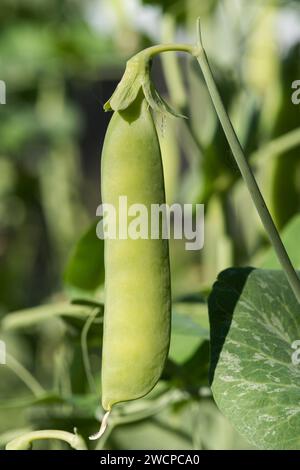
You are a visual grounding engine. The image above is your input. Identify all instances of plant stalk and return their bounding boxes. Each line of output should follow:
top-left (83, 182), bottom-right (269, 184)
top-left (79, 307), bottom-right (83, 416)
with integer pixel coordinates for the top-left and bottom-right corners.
top-left (193, 19), bottom-right (300, 303)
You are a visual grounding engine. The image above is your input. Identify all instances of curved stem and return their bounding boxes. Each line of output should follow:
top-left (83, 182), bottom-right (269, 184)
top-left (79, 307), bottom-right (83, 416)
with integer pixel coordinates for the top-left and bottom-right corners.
top-left (6, 430), bottom-right (87, 450)
top-left (140, 43), bottom-right (194, 60)
top-left (112, 389), bottom-right (187, 426)
top-left (193, 19), bottom-right (300, 303)
top-left (81, 308), bottom-right (98, 393)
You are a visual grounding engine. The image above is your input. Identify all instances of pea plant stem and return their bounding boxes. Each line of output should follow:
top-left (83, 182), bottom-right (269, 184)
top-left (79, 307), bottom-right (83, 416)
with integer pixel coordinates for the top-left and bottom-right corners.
top-left (5, 430), bottom-right (87, 450)
top-left (142, 43), bottom-right (193, 58)
top-left (193, 19), bottom-right (300, 304)
top-left (6, 353), bottom-right (45, 397)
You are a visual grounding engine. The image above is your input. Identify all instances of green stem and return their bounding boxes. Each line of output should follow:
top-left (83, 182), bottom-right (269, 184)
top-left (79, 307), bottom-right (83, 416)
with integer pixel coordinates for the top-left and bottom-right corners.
top-left (5, 430), bottom-right (87, 450)
top-left (6, 354), bottom-right (45, 397)
top-left (251, 127), bottom-right (300, 164)
top-left (113, 389), bottom-right (186, 426)
top-left (142, 43), bottom-right (193, 59)
top-left (81, 308), bottom-right (99, 393)
top-left (192, 19), bottom-right (300, 303)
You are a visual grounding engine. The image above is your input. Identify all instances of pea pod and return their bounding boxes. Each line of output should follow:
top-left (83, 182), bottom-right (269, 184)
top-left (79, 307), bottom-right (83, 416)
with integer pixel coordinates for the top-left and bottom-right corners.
top-left (100, 91), bottom-right (171, 412)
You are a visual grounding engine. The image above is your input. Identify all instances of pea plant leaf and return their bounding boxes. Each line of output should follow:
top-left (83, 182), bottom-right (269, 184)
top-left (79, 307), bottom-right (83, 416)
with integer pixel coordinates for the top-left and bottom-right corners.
top-left (64, 220), bottom-right (105, 295)
top-left (208, 267), bottom-right (300, 450)
top-left (169, 298), bottom-right (209, 364)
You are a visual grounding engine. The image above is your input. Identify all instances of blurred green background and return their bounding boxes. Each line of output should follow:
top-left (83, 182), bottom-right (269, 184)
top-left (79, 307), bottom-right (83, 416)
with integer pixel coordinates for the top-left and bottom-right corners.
top-left (0, 0), bottom-right (300, 450)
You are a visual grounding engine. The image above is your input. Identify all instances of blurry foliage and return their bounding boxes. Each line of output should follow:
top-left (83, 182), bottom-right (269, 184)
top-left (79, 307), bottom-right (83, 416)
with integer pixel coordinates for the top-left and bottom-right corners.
top-left (0, 0), bottom-right (121, 312)
top-left (271, 43), bottom-right (300, 228)
top-left (141, 0), bottom-right (218, 23)
top-left (1, 0), bottom-right (300, 451)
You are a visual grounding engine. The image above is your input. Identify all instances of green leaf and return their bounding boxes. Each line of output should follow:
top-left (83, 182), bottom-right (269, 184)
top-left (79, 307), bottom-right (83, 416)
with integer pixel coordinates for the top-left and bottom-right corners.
top-left (64, 221), bottom-right (105, 293)
top-left (260, 214), bottom-right (300, 269)
top-left (172, 304), bottom-right (209, 337)
top-left (169, 333), bottom-right (202, 364)
top-left (169, 300), bottom-right (209, 364)
top-left (209, 268), bottom-right (300, 450)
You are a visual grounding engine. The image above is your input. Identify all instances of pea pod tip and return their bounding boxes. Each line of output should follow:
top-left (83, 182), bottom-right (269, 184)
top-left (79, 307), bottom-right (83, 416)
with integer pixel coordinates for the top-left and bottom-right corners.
top-left (89, 410), bottom-right (111, 441)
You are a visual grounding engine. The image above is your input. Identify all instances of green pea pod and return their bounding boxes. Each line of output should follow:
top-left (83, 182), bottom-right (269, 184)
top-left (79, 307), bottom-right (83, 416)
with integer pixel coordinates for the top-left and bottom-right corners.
top-left (100, 91), bottom-right (171, 412)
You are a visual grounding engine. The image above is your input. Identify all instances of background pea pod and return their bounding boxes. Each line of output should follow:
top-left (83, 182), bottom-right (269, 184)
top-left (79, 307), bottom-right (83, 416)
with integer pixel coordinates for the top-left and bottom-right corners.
top-left (100, 91), bottom-right (171, 412)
